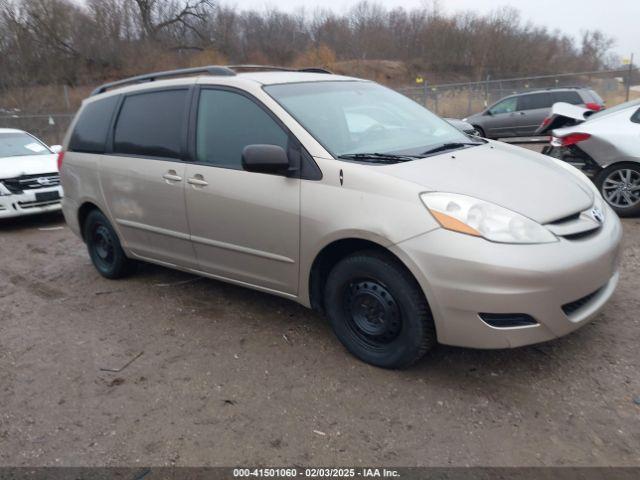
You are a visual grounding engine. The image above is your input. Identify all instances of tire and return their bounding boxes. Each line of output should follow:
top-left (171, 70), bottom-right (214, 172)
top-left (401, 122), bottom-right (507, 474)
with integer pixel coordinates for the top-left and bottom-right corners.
top-left (472, 125), bottom-right (486, 138)
top-left (83, 209), bottom-right (135, 279)
top-left (595, 163), bottom-right (640, 217)
top-left (323, 250), bottom-right (436, 369)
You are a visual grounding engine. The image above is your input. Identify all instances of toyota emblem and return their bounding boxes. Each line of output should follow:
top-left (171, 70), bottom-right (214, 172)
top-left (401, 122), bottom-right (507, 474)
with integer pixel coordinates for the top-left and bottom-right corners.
top-left (591, 207), bottom-right (604, 224)
top-left (36, 177), bottom-right (53, 186)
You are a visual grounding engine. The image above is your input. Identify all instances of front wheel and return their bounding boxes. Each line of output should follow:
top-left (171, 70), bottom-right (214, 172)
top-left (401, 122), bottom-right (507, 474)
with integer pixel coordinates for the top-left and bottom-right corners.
top-left (596, 163), bottom-right (640, 217)
top-left (472, 125), bottom-right (486, 138)
top-left (83, 209), bottom-right (135, 279)
top-left (324, 251), bottom-right (436, 369)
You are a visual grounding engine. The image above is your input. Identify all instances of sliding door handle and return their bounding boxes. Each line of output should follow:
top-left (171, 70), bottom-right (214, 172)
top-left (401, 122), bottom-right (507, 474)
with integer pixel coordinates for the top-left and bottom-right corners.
top-left (162, 171), bottom-right (183, 183)
top-left (187, 176), bottom-right (209, 187)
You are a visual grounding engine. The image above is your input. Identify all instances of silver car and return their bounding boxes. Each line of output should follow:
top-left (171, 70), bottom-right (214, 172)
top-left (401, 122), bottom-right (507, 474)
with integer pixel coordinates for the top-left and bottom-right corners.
top-left (60, 66), bottom-right (622, 369)
top-left (465, 88), bottom-right (604, 139)
top-left (538, 99), bottom-right (640, 216)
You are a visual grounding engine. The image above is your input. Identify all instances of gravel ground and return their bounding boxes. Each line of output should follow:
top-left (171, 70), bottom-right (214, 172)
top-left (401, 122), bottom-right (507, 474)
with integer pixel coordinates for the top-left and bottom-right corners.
top-left (0, 211), bottom-right (639, 467)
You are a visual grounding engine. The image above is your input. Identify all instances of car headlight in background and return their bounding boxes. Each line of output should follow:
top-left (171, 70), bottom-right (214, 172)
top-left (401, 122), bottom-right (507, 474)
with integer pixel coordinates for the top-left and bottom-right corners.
top-left (421, 192), bottom-right (558, 244)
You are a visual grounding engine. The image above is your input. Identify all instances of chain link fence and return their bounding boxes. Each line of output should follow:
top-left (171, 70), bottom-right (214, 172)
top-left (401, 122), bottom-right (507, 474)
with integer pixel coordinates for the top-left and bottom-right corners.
top-left (0, 112), bottom-right (74, 146)
top-left (398, 67), bottom-right (639, 118)
top-left (0, 68), bottom-right (638, 145)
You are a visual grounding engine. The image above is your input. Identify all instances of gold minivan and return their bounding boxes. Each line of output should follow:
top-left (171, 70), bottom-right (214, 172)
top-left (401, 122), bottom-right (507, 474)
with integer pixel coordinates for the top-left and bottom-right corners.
top-left (60, 66), bottom-right (622, 368)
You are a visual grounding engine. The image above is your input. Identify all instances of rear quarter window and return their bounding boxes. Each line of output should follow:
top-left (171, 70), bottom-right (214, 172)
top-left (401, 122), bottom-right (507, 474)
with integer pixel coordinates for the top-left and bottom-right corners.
top-left (69, 95), bottom-right (119, 153)
top-left (517, 93), bottom-right (553, 110)
top-left (553, 91), bottom-right (582, 105)
top-left (114, 89), bottom-right (188, 159)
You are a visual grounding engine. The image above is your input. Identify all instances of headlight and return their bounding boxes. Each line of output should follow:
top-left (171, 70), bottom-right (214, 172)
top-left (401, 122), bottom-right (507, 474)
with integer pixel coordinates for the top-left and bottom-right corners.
top-left (0, 182), bottom-right (11, 196)
top-left (421, 192), bottom-right (558, 244)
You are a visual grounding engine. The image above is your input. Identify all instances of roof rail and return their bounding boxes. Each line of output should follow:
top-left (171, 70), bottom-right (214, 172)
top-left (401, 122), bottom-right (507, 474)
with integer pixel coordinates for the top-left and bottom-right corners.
top-left (90, 65), bottom-right (236, 96)
top-left (90, 64), bottom-right (333, 96)
top-left (542, 86), bottom-right (584, 90)
top-left (228, 64), bottom-right (333, 74)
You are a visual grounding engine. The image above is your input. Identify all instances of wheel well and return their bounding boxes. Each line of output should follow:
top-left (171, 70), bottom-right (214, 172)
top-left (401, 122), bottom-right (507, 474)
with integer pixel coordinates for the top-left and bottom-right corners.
top-left (309, 238), bottom-right (408, 313)
top-left (77, 202), bottom-right (100, 241)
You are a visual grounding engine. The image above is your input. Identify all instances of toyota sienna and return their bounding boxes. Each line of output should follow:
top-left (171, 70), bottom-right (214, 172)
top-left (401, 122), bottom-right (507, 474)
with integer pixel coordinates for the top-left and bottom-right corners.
top-left (60, 66), bottom-right (622, 368)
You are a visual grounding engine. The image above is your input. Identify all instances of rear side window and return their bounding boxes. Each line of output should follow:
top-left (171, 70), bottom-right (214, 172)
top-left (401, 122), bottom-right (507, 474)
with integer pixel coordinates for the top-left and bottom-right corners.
top-left (196, 89), bottom-right (289, 169)
top-left (114, 89), bottom-right (188, 159)
top-left (587, 89), bottom-right (605, 104)
top-left (517, 93), bottom-right (553, 111)
top-left (553, 91), bottom-right (582, 105)
top-left (69, 95), bottom-right (119, 153)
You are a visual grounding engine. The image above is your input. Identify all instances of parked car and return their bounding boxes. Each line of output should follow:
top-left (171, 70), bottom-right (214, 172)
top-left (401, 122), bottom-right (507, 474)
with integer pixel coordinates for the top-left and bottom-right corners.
top-left (464, 87), bottom-right (604, 139)
top-left (0, 128), bottom-right (63, 219)
top-left (60, 66), bottom-right (621, 369)
top-left (537, 99), bottom-right (640, 216)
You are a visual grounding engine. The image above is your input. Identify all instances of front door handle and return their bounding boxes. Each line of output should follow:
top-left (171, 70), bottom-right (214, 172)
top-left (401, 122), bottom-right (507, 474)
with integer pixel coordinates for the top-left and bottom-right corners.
top-left (187, 175), bottom-right (209, 187)
top-left (163, 170), bottom-right (183, 183)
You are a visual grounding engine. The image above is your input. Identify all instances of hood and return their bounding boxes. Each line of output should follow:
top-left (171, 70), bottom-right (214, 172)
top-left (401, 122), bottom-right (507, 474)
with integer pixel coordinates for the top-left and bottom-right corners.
top-left (386, 141), bottom-right (593, 224)
top-left (536, 102), bottom-right (590, 135)
top-left (0, 154), bottom-right (58, 179)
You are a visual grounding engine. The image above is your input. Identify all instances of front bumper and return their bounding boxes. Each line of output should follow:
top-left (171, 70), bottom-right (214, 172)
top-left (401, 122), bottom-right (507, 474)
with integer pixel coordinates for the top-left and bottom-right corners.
top-left (391, 213), bottom-right (623, 349)
top-left (0, 187), bottom-right (63, 219)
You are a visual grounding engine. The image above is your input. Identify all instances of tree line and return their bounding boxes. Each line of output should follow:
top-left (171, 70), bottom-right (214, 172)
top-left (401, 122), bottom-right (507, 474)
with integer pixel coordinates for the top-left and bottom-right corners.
top-left (0, 0), bottom-right (615, 90)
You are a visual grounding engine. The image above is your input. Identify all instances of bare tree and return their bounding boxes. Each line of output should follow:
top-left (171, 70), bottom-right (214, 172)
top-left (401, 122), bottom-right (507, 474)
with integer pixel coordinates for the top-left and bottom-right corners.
top-left (0, 0), bottom-right (616, 93)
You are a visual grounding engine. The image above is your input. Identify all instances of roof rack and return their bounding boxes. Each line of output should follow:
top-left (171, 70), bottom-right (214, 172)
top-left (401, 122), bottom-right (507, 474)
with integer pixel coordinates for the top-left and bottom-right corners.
top-left (227, 64), bottom-right (333, 74)
top-left (540, 86), bottom-right (585, 91)
top-left (90, 64), bottom-right (333, 96)
top-left (90, 65), bottom-right (236, 96)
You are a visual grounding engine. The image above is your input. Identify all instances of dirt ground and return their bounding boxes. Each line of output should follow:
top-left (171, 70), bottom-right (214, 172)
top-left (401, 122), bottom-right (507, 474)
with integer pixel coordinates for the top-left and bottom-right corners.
top-left (0, 211), bottom-right (639, 468)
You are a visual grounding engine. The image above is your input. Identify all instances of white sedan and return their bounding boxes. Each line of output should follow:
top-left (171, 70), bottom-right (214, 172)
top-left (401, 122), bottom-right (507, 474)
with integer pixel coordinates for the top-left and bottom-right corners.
top-left (0, 128), bottom-right (63, 219)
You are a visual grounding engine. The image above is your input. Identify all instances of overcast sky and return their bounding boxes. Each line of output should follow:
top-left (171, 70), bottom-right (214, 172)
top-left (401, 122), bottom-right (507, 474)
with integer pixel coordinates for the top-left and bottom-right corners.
top-left (231, 0), bottom-right (638, 60)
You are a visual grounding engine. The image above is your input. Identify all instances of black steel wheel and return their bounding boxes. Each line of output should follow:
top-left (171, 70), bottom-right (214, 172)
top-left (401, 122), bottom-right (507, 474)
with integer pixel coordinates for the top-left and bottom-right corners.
top-left (83, 209), bottom-right (135, 279)
top-left (324, 250), bottom-right (436, 369)
top-left (344, 279), bottom-right (402, 348)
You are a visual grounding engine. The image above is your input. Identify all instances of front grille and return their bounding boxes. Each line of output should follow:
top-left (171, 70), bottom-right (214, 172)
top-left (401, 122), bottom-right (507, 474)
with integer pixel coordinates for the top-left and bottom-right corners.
top-left (562, 288), bottom-right (602, 316)
top-left (18, 199), bottom-right (61, 209)
top-left (547, 212), bottom-right (581, 225)
top-left (563, 228), bottom-right (600, 241)
top-left (2, 173), bottom-right (60, 194)
top-left (479, 313), bottom-right (538, 328)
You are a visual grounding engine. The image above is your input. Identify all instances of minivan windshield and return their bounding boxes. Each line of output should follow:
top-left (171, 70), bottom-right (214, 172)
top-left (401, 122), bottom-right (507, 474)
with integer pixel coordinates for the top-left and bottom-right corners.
top-left (0, 132), bottom-right (51, 158)
top-left (264, 81), bottom-right (472, 158)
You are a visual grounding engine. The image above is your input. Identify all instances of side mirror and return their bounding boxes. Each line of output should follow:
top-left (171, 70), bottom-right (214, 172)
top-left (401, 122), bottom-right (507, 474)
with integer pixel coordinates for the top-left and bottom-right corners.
top-left (484, 110), bottom-right (493, 116)
top-left (242, 144), bottom-right (290, 174)
top-left (50, 145), bottom-right (63, 153)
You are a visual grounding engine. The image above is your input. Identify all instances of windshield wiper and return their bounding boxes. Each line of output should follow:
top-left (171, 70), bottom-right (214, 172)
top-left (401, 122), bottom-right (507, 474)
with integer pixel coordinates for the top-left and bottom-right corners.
top-left (337, 152), bottom-right (419, 163)
top-left (421, 142), bottom-right (482, 155)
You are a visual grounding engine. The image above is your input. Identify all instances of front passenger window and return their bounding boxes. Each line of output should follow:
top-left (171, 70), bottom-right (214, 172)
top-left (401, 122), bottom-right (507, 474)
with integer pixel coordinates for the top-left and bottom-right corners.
top-left (196, 89), bottom-right (289, 169)
top-left (489, 97), bottom-right (517, 115)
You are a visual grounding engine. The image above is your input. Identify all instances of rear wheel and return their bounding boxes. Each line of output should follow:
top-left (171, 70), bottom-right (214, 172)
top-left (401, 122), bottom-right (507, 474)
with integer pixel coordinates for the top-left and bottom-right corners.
top-left (324, 250), bottom-right (436, 369)
top-left (83, 209), bottom-right (135, 279)
top-left (596, 163), bottom-right (640, 217)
